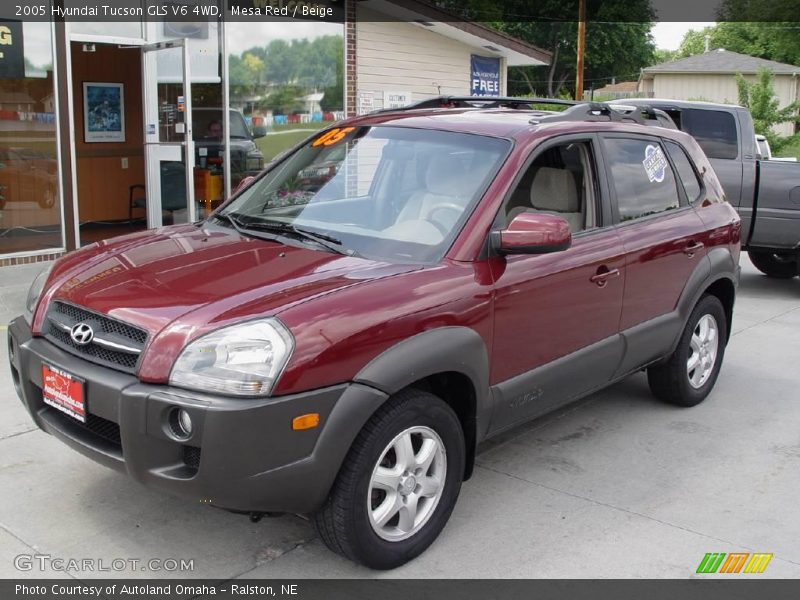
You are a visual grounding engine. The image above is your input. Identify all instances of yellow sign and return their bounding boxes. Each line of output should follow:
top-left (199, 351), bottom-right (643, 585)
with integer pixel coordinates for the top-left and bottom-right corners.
top-left (312, 127), bottom-right (355, 148)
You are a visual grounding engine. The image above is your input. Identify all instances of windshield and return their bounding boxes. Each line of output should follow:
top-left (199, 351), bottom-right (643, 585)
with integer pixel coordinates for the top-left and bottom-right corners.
top-left (217, 125), bottom-right (510, 263)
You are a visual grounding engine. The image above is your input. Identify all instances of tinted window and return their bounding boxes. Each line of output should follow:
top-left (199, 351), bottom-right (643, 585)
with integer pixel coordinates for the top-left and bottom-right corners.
top-left (680, 109), bottom-right (738, 159)
top-left (666, 142), bottom-right (702, 203)
top-left (605, 138), bottom-right (680, 222)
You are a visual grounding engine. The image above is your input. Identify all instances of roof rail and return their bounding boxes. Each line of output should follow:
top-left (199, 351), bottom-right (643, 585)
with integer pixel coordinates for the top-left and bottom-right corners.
top-left (528, 102), bottom-right (677, 129)
top-left (370, 95), bottom-right (676, 129)
top-left (385, 95), bottom-right (578, 111)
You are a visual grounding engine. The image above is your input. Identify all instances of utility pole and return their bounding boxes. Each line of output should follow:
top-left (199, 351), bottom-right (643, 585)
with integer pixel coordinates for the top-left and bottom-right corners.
top-left (575, 0), bottom-right (586, 101)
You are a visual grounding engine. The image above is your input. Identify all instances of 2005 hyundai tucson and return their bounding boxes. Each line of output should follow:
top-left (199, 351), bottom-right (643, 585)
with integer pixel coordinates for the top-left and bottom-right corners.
top-left (8, 98), bottom-right (740, 569)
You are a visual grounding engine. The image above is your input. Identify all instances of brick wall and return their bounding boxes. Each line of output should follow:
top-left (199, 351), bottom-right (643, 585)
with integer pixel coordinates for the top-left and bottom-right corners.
top-left (345, 0), bottom-right (357, 118)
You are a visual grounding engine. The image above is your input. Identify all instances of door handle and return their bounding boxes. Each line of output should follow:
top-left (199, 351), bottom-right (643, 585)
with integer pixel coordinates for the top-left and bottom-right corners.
top-left (683, 242), bottom-right (705, 257)
top-left (590, 267), bottom-right (620, 287)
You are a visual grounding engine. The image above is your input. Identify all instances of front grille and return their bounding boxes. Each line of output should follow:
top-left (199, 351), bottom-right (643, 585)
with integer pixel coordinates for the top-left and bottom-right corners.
top-left (183, 445), bottom-right (202, 469)
top-left (43, 301), bottom-right (148, 373)
top-left (48, 408), bottom-right (122, 448)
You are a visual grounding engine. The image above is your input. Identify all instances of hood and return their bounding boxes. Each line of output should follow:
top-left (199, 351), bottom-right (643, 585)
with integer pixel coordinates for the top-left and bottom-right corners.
top-left (44, 224), bottom-right (418, 336)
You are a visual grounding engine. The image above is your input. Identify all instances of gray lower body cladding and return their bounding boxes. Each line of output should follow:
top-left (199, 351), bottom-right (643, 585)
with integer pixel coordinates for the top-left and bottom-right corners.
top-left (7, 317), bottom-right (387, 514)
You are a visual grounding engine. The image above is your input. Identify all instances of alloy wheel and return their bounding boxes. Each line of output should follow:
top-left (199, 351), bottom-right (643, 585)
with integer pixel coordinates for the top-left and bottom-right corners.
top-left (367, 426), bottom-right (447, 542)
top-left (687, 314), bottom-right (719, 389)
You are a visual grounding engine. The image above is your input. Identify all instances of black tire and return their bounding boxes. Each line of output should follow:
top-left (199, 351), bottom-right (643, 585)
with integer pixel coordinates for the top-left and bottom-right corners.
top-left (313, 388), bottom-right (465, 569)
top-left (647, 295), bottom-right (727, 407)
top-left (748, 250), bottom-right (798, 279)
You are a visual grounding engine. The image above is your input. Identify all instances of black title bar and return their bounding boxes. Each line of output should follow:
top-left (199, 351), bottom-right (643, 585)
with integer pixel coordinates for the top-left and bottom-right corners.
top-left (0, 0), bottom-right (797, 23)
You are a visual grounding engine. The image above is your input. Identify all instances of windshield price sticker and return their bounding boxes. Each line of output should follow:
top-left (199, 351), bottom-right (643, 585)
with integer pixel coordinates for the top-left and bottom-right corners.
top-left (643, 144), bottom-right (668, 183)
top-left (312, 127), bottom-right (355, 148)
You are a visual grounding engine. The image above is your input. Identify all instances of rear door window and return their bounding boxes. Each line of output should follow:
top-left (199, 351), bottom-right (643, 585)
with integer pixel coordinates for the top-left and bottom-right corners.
top-left (603, 137), bottom-right (680, 222)
top-left (679, 109), bottom-right (738, 160)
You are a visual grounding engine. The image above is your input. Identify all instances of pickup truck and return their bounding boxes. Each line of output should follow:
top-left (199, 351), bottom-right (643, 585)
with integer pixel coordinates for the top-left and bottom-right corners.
top-left (755, 134), bottom-right (797, 163)
top-left (626, 99), bottom-right (800, 278)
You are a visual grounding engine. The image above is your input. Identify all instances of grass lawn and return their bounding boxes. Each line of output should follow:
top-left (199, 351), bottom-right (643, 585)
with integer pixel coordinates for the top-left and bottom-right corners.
top-left (256, 121), bottom-right (329, 160)
top-left (269, 122), bottom-right (328, 134)
top-left (775, 136), bottom-right (800, 161)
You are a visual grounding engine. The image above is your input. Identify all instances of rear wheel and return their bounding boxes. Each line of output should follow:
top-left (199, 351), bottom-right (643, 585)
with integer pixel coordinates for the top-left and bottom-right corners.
top-left (748, 250), bottom-right (798, 279)
top-left (313, 389), bottom-right (464, 569)
top-left (648, 295), bottom-right (727, 407)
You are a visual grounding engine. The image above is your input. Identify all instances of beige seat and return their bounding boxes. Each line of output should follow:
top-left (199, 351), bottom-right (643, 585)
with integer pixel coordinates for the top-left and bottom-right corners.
top-left (508, 167), bottom-right (584, 232)
top-left (396, 154), bottom-right (470, 227)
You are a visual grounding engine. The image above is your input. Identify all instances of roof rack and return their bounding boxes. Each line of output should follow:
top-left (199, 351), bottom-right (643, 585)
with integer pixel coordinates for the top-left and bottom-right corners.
top-left (528, 102), bottom-right (676, 129)
top-left (384, 95), bottom-right (578, 111)
top-left (372, 95), bottom-right (676, 129)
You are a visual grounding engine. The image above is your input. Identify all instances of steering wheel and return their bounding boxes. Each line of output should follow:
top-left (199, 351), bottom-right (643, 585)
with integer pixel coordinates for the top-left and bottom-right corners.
top-left (422, 202), bottom-right (463, 236)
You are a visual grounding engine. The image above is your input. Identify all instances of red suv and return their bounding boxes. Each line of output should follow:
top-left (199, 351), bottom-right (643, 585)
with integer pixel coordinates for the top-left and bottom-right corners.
top-left (8, 99), bottom-right (740, 569)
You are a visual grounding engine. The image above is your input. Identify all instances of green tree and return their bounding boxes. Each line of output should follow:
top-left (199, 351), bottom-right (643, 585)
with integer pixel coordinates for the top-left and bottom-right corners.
top-left (653, 49), bottom-right (678, 64)
top-left (736, 68), bottom-right (800, 145)
top-left (260, 85), bottom-right (306, 115)
top-left (675, 26), bottom-right (717, 57)
top-left (677, 21), bottom-right (800, 66)
top-left (320, 40), bottom-right (344, 111)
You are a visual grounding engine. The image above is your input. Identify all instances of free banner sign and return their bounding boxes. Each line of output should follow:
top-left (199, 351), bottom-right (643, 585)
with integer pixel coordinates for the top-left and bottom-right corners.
top-left (643, 144), bottom-right (668, 183)
top-left (471, 55), bottom-right (501, 97)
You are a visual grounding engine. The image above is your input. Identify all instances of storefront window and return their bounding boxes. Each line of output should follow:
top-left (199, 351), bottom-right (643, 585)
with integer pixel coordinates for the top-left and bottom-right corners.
top-left (0, 21), bottom-right (62, 256)
top-left (225, 21), bottom-right (345, 175)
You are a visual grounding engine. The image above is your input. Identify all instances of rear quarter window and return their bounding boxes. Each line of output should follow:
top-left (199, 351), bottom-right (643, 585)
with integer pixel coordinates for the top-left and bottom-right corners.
top-left (665, 141), bottom-right (703, 203)
top-left (680, 109), bottom-right (738, 160)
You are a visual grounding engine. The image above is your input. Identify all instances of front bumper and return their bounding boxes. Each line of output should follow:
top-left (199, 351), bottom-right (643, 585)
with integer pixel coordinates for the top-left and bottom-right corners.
top-left (7, 317), bottom-right (387, 514)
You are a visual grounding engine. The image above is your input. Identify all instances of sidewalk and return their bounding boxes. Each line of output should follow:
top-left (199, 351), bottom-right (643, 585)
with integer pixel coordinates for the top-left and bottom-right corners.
top-left (0, 262), bottom-right (51, 326)
top-left (1, 256), bottom-right (800, 577)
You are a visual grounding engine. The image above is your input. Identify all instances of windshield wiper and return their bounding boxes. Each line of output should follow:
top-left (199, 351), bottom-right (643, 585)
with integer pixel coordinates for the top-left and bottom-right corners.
top-left (213, 211), bottom-right (244, 233)
top-left (239, 220), bottom-right (352, 256)
top-left (213, 212), bottom-right (284, 243)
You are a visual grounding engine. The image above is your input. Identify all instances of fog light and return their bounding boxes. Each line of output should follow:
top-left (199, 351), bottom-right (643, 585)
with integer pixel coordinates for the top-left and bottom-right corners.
top-left (169, 408), bottom-right (193, 440)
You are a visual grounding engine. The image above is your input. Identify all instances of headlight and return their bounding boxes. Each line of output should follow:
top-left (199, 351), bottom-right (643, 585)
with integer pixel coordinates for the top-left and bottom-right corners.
top-left (169, 319), bottom-right (294, 397)
top-left (24, 264), bottom-right (53, 325)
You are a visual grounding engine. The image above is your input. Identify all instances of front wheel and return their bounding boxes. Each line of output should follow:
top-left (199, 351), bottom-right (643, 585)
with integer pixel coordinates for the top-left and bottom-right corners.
top-left (313, 389), bottom-right (465, 569)
top-left (648, 295), bottom-right (727, 407)
top-left (748, 250), bottom-right (798, 279)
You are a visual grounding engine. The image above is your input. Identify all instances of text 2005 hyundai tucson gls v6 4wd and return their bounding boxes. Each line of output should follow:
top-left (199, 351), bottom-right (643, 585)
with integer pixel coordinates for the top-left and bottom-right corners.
top-left (8, 99), bottom-right (740, 569)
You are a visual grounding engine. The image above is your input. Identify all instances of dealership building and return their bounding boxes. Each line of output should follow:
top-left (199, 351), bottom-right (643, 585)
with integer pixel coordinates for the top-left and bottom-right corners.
top-left (0, 0), bottom-right (548, 266)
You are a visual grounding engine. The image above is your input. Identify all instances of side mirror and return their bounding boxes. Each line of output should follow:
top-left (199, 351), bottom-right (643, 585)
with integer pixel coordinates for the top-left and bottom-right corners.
top-left (252, 125), bottom-right (267, 139)
top-left (495, 212), bottom-right (572, 255)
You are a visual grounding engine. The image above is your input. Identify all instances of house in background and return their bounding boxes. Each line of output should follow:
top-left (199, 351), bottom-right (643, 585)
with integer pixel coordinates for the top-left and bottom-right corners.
top-left (638, 49), bottom-right (800, 135)
top-left (584, 80), bottom-right (639, 100)
top-left (354, 0), bottom-right (550, 112)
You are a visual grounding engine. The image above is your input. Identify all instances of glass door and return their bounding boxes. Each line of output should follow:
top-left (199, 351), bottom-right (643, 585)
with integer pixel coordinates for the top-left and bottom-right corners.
top-left (142, 39), bottom-right (195, 227)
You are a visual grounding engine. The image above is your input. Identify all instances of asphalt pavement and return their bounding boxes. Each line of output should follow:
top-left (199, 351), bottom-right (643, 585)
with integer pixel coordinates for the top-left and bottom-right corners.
top-left (1, 255), bottom-right (799, 578)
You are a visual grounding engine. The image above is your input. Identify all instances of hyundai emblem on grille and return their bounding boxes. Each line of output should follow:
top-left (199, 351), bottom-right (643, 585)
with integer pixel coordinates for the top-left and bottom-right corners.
top-left (70, 323), bottom-right (94, 345)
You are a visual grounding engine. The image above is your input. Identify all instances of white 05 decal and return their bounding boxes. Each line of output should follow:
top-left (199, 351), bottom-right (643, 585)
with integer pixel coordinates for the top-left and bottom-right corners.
top-left (642, 144), bottom-right (668, 183)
